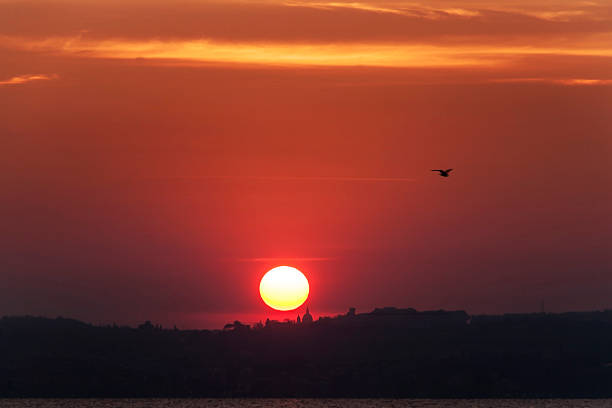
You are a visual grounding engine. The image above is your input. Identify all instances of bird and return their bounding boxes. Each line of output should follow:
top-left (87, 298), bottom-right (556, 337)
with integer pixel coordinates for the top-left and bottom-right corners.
top-left (432, 169), bottom-right (453, 177)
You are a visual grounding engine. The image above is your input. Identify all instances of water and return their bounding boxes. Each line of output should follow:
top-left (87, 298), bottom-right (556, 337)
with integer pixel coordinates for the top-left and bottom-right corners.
top-left (0, 400), bottom-right (610, 408)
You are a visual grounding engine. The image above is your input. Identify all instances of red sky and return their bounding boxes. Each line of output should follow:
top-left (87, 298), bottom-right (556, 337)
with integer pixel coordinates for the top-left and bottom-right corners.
top-left (1, 0), bottom-right (611, 328)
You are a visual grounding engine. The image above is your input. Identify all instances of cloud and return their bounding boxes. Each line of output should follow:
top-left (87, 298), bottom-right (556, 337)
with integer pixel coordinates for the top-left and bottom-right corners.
top-left (5, 35), bottom-right (612, 69)
top-left (525, 10), bottom-right (589, 22)
top-left (283, 1), bottom-right (411, 16)
top-left (491, 78), bottom-right (612, 85)
top-left (284, 1), bottom-right (481, 19)
top-left (1, 0), bottom-right (610, 72)
top-left (0, 0), bottom-right (610, 44)
top-left (0, 1), bottom-right (610, 84)
top-left (0, 36), bottom-right (495, 67)
top-left (0, 73), bottom-right (57, 86)
top-left (560, 78), bottom-right (612, 85)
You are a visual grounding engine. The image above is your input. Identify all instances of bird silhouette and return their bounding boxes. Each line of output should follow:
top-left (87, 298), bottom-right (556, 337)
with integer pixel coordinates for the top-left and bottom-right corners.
top-left (432, 169), bottom-right (453, 177)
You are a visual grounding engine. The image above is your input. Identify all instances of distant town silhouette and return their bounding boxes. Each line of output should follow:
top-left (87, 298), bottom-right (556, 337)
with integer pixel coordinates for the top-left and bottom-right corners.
top-left (2, 307), bottom-right (612, 398)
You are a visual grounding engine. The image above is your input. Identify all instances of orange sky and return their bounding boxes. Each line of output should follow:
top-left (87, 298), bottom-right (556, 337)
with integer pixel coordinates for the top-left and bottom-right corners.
top-left (1, 0), bottom-right (611, 328)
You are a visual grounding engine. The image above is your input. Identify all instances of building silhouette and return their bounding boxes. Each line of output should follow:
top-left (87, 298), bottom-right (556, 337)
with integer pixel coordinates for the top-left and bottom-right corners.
top-left (301, 307), bottom-right (313, 324)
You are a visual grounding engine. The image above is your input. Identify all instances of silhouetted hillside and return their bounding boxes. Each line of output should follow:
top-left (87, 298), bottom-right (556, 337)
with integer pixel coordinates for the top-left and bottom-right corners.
top-left (2, 309), bottom-right (612, 397)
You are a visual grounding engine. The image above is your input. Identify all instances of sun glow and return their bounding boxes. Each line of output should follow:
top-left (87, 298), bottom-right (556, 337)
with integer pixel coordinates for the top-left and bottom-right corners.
top-left (259, 266), bottom-right (309, 311)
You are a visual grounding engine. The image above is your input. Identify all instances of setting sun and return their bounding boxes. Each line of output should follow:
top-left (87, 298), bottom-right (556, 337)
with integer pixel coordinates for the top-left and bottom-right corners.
top-left (259, 266), bottom-right (309, 311)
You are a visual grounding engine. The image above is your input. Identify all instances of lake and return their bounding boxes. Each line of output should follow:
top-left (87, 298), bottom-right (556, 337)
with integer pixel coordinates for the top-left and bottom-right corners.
top-left (1, 400), bottom-right (610, 408)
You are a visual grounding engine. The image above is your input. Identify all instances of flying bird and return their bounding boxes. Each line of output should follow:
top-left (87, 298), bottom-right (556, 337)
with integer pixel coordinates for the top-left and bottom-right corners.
top-left (432, 169), bottom-right (453, 177)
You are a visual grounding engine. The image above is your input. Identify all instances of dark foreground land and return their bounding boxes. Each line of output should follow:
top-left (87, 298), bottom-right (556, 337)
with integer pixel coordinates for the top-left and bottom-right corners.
top-left (2, 308), bottom-right (612, 398)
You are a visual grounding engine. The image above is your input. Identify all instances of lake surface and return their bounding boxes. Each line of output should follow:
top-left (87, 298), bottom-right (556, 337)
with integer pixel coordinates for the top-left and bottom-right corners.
top-left (1, 400), bottom-right (610, 408)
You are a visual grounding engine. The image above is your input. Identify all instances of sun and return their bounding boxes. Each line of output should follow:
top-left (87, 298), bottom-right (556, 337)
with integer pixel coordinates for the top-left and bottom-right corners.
top-left (259, 266), bottom-right (309, 311)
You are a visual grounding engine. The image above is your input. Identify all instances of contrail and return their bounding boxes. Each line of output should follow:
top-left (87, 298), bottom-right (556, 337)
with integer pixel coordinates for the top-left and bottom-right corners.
top-left (233, 257), bottom-right (337, 263)
top-left (0, 73), bottom-right (58, 86)
top-left (157, 176), bottom-right (418, 183)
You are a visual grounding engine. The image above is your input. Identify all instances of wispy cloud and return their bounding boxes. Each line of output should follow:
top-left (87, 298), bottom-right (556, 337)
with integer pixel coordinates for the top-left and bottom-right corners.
top-left (1, 0), bottom-right (609, 45)
top-left (5, 35), bottom-right (612, 69)
top-left (283, 1), bottom-right (481, 19)
top-left (556, 78), bottom-right (612, 86)
top-left (525, 10), bottom-right (588, 22)
top-left (5, 36), bottom-right (498, 68)
top-left (283, 1), bottom-right (410, 16)
top-left (492, 78), bottom-right (612, 86)
top-left (0, 73), bottom-right (57, 86)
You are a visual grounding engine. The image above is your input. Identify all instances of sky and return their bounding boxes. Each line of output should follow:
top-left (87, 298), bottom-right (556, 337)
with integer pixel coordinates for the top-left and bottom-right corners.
top-left (1, 0), bottom-right (611, 329)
